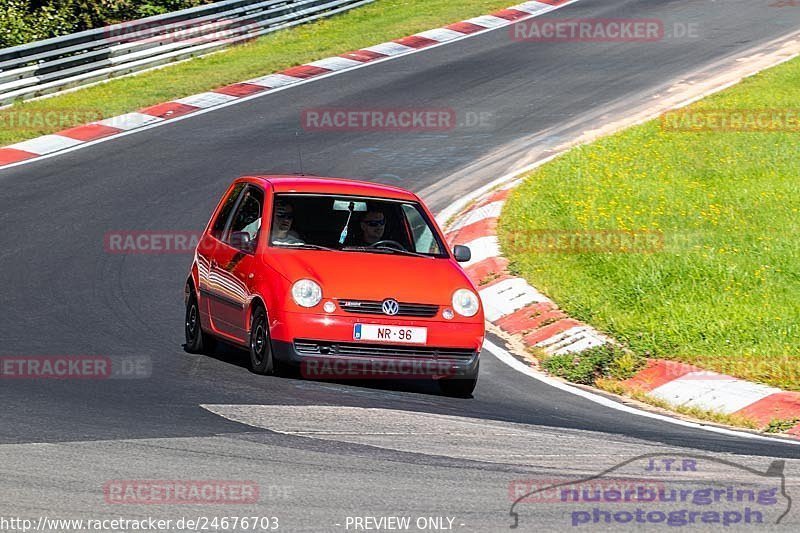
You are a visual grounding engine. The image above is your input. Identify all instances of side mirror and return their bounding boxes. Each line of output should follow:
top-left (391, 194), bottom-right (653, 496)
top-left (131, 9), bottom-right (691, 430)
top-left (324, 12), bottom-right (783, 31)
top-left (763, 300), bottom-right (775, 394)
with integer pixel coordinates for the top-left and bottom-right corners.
top-left (230, 231), bottom-right (253, 252)
top-left (453, 245), bottom-right (471, 263)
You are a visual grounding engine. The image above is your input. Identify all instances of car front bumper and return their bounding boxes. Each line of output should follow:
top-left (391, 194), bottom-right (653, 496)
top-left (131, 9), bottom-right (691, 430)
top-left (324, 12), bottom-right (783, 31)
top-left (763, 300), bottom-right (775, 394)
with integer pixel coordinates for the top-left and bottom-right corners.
top-left (270, 310), bottom-right (483, 379)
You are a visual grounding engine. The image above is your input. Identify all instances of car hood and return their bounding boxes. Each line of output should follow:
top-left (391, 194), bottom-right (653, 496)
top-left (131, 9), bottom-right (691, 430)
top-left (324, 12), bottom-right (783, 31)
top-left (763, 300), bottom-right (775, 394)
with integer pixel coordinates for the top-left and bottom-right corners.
top-left (264, 249), bottom-right (474, 304)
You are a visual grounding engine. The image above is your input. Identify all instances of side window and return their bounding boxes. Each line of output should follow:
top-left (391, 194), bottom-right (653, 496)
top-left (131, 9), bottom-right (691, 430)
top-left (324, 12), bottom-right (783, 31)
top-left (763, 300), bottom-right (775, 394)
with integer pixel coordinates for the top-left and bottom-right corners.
top-left (227, 186), bottom-right (264, 248)
top-left (402, 204), bottom-right (442, 255)
top-left (211, 184), bottom-right (245, 240)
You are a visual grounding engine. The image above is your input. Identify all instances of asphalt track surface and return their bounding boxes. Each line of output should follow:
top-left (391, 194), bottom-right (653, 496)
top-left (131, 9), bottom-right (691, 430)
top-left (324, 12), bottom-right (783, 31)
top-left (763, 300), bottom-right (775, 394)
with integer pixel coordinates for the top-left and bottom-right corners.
top-left (2, 0), bottom-right (800, 530)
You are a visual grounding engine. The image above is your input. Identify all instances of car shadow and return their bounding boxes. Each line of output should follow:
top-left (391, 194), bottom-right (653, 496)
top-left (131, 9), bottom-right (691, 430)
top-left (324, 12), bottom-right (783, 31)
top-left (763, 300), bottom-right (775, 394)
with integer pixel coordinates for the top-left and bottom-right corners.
top-left (306, 376), bottom-right (452, 397)
top-left (184, 340), bottom-right (251, 371)
top-left (185, 342), bottom-right (472, 398)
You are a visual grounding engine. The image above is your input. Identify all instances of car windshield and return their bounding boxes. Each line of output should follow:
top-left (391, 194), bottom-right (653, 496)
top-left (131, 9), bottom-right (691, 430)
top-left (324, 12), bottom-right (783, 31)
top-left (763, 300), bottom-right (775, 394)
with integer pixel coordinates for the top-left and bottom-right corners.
top-left (268, 193), bottom-right (448, 257)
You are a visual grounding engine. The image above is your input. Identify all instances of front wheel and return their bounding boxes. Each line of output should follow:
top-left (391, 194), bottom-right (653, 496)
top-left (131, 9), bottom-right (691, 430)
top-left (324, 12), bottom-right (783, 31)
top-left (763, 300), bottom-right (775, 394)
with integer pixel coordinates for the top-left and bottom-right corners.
top-left (439, 365), bottom-right (478, 398)
top-left (249, 305), bottom-right (276, 375)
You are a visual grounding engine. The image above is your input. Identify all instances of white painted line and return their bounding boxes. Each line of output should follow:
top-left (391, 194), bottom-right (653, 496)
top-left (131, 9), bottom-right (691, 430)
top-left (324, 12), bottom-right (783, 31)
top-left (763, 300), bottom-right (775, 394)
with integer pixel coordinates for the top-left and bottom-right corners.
top-left (307, 57), bottom-right (363, 71)
top-left (363, 42), bottom-right (415, 57)
top-left (175, 91), bottom-right (238, 109)
top-left (97, 112), bottom-right (163, 131)
top-left (8, 134), bottom-right (83, 155)
top-left (465, 15), bottom-right (512, 29)
top-left (448, 201), bottom-right (504, 231)
top-left (650, 375), bottom-right (781, 415)
top-left (461, 235), bottom-right (500, 267)
top-left (247, 73), bottom-right (304, 88)
top-left (483, 339), bottom-right (799, 446)
top-left (415, 28), bottom-right (466, 43)
top-left (479, 277), bottom-right (549, 321)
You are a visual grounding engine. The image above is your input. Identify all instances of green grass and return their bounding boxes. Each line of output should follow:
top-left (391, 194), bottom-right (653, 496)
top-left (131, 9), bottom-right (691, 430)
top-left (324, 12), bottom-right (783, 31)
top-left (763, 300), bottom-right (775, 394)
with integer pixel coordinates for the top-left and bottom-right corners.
top-left (765, 418), bottom-right (800, 433)
top-left (500, 57), bottom-right (800, 391)
top-left (0, 0), bottom-right (513, 146)
top-left (540, 344), bottom-right (645, 385)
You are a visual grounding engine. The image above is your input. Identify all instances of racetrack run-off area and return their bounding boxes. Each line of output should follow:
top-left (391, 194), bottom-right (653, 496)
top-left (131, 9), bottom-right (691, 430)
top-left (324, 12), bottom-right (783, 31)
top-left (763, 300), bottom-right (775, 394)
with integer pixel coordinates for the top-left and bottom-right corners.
top-left (500, 54), bottom-right (800, 393)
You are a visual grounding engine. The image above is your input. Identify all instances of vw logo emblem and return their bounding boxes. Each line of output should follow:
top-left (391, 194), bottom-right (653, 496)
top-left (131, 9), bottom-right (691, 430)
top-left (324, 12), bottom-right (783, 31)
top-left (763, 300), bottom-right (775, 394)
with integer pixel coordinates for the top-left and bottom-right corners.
top-left (382, 299), bottom-right (400, 316)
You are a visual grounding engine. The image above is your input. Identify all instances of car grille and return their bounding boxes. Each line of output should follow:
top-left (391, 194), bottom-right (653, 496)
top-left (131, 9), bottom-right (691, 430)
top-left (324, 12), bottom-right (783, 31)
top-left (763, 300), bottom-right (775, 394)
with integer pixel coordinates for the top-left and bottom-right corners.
top-left (337, 299), bottom-right (439, 318)
top-left (294, 339), bottom-right (476, 361)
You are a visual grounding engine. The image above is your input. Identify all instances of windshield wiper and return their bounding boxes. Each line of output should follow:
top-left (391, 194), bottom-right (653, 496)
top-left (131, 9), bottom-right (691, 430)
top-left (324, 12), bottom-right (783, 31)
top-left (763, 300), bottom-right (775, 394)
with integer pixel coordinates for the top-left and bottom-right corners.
top-left (276, 243), bottom-right (336, 251)
top-left (374, 246), bottom-right (433, 259)
top-left (343, 245), bottom-right (432, 259)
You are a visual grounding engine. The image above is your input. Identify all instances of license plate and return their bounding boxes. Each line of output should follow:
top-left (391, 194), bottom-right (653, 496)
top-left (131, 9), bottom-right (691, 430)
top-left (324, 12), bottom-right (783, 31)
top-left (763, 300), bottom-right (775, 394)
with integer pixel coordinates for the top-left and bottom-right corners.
top-left (353, 324), bottom-right (427, 345)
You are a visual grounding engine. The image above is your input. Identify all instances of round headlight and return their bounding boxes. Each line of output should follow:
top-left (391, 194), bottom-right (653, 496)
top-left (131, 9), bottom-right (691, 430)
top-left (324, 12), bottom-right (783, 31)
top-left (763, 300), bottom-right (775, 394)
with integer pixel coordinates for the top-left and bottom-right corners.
top-left (292, 279), bottom-right (322, 308)
top-left (452, 289), bottom-right (479, 317)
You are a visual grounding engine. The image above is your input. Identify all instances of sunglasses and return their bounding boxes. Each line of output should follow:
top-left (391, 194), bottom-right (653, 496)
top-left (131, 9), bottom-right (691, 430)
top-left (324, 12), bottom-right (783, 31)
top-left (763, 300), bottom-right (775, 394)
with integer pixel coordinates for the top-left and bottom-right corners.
top-left (275, 213), bottom-right (294, 220)
top-left (363, 219), bottom-right (385, 227)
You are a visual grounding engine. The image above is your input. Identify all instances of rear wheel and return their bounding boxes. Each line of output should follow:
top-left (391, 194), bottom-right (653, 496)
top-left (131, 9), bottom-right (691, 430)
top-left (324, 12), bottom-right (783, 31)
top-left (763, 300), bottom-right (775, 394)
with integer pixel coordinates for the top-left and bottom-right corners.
top-left (249, 305), bottom-right (276, 375)
top-left (185, 290), bottom-right (216, 354)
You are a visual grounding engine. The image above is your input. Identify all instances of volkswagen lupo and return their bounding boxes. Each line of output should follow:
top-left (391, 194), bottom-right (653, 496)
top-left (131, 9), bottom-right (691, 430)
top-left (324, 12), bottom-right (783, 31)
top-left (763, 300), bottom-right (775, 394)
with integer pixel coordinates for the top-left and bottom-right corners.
top-left (184, 176), bottom-right (483, 395)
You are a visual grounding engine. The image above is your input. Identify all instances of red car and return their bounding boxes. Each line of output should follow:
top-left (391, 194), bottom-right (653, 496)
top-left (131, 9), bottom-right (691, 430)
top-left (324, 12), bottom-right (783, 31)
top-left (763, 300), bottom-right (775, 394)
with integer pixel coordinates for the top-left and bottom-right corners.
top-left (184, 175), bottom-right (484, 395)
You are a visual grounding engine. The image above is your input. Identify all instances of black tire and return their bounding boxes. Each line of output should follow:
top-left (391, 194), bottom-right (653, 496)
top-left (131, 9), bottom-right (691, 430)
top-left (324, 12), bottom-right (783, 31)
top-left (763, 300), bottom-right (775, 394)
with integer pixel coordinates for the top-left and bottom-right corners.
top-left (439, 368), bottom-right (478, 398)
top-left (185, 290), bottom-right (216, 354)
top-left (249, 305), bottom-right (276, 375)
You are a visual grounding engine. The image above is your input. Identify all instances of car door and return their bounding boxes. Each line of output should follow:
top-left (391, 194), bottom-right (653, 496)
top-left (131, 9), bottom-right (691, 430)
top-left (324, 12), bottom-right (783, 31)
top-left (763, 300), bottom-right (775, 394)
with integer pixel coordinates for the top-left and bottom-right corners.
top-left (207, 185), bottom-right (264, 341)
top-left (198, 182), bottom-right (245, 333)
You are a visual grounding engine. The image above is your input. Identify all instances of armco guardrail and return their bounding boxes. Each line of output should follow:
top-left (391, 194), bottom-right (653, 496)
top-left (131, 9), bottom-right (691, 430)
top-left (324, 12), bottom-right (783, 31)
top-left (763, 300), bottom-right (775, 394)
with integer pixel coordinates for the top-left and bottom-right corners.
top-left (0, 0), bottom-right (375, 106)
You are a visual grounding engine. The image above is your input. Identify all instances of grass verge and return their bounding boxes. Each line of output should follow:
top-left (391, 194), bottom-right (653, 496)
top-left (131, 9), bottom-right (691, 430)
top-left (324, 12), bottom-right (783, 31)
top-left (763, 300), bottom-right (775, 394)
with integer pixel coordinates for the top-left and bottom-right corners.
top-left (0, 0), bottom-right (513, 146)
top-left (539, 345), bottom-right (645, 385)
top-left (514, 345), bottom-right (787, 433)
top-left (595, 379), bottom-right (762, 431)
top-left (499, 56), bottom-right (800, 391)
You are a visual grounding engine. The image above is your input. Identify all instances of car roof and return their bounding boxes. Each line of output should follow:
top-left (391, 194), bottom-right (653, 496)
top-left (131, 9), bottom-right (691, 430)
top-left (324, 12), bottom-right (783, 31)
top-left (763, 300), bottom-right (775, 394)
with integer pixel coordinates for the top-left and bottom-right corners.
top-left (239, 175), bottom-right (419, 202)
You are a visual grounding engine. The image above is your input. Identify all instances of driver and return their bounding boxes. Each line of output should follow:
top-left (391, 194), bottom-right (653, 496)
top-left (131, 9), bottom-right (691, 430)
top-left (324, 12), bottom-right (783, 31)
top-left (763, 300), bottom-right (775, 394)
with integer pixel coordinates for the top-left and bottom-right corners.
top-left (358, 209), bottom-right (386, 246)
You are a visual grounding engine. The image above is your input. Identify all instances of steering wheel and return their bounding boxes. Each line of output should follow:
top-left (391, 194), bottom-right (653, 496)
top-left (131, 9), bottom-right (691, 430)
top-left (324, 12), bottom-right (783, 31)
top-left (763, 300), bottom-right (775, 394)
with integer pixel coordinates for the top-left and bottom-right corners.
top-left (368, 239), bottom-right (407, 251)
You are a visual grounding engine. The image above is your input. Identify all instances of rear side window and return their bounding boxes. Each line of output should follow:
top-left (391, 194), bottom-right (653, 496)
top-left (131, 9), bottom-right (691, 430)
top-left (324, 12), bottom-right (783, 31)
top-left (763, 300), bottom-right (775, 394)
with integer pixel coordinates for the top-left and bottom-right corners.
top-left (211, 183), bottom-right (245, 240)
